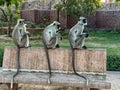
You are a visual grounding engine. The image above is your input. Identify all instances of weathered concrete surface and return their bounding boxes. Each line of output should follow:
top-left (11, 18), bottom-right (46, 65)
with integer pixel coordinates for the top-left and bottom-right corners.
top-left (2, 47), bottom-right (106, 74)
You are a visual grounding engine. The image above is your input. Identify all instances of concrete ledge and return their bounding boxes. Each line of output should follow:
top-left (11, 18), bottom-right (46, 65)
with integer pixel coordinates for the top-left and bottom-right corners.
top-left (2, 47), bottom-right (106, 74)
top-left (0, 68), bottom-right (111, 89)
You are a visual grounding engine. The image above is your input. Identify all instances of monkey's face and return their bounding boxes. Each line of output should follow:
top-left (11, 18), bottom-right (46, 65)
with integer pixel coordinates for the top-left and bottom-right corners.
top-left (53, 21), bottom-right (61, 31)
top-left (79, 17), bottom-right (87, 26)
top-left (17, 19), bottom-right (25, 25)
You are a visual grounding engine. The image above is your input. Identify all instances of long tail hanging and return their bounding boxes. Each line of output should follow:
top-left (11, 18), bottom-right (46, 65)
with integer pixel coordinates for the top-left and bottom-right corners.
top-left (42, 39), bottom-right (52, 84)
top-left (11, 46), bottom-right (20, 89)
top-left (69, 39), bottom-right (89, 88)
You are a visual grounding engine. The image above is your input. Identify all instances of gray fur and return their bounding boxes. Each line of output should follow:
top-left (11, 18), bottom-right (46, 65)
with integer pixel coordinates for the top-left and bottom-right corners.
top-left (68, 17), bottom-right (89, 88)
top-left (12, 19), bottom-right (30, 48)
top-left (69, 17), bottom-right (87, 49)
top-left (11, 19), bottom-right (30, 89)
top-left (42, 21), bottom-right (62, 84)
top-left (42, 21), bottom-right (62, 48)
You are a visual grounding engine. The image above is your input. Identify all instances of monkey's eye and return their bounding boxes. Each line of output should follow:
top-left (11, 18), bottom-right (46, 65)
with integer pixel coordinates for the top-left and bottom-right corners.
top-left (53, 23), bottom-right (56, 26)
top-left (83, 19), bottom-right (87, 23)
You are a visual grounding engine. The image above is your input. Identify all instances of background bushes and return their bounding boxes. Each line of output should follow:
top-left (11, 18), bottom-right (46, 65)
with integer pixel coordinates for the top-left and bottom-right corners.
top-left (107, 55), bottom-right (120, 71)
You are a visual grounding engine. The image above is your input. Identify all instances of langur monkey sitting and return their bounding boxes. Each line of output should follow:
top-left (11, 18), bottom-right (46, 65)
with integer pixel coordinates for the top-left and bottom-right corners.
top-left (68, 17), bottom-right (89, 87)
top-left (11, 19), bottom-right (30, 88)
top-left (42, 21), bottom-right (62, 84)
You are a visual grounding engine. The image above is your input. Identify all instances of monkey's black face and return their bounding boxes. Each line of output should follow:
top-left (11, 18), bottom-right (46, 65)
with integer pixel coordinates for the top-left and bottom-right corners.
top-left (17, 19), bottom-right (25, 25)
top-left (53, 23), bottom-right (61, 28)
top-left (52, 21), bottom-right (62, 31)
top-left (57, 24), bottom-right (61, 29)
top-left (83, 19), bottom-right (87, 24)
top-left (19, 20), bottom-right (24, 25)
top-left (79, 17), bottom-right (87, 25)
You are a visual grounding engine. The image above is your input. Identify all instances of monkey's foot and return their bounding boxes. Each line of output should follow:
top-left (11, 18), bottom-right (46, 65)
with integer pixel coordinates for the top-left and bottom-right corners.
top-left (85, 78), bottom-right (89, 90)
top-left (86, 79), bottom-right (89, 86)
top-left (85, 33), bottom-right (89, 38)
top-left (82, 46), bottom-right (87, 49)
top-left (25, 44), bottom-right (31, 48)
top-left (55, 44), bottom-right (60, 48)
top-left (10, 76), bottom-right (14, 89)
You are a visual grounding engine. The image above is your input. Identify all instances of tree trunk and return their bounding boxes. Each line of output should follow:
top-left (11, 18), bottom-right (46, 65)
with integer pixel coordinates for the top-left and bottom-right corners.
top-left (7, 14), bottom-right (13, 37)
top-left (57, 10), bottom-right (60, 22)
top-left (0, 7), bottom-right (8, 21)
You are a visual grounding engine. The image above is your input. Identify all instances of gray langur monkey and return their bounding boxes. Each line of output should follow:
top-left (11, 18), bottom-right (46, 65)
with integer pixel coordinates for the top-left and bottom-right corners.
top-left (42, 21), bottom-right (62, 84)
top-left (11, 19), bottom-right (30, 89)
top-left (68, 17), bottom-right (89, 87)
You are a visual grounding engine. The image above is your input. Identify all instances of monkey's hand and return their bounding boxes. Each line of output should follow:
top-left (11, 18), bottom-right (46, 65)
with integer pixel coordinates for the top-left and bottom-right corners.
top-left (55, 33), bottom-right (62, 40)
top-left (25, 31), bottom-right (30, 36)
top-left (77, 34), bottom-right (83, 38)
top-left (77, 33), bottom-right (89, 38)
top-left (50, 37), bottom-right (56, 42)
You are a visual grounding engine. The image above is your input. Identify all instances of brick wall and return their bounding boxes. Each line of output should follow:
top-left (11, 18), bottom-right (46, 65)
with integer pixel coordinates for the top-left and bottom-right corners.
top-left (21, 9), bottom-right (120, 29)
top-left (20, 2), bottom-right (120, 29)
top-left (21, 10), bottom-right (36, 23)
top-left (96, 10), bottom-right (120, 29)
top-left (20, 9), bottom-right (97, 28)
top-left (21, 10), bottom-right (51, 24)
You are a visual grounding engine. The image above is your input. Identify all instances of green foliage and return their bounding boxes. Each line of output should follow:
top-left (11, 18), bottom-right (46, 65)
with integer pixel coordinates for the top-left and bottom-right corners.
top-left (30, 23), bottom-right (36, 28)
top-left (12, 14), bottom-right (20, 24)
top-left (0, 22), bottom-right (8, 27)
top-left (115, 0), bottom-right (120, 2)
top-left (0, 0), bottom-right (24, 36)
top-left (26, 22), bottom-right (50, 28)
top-left (107, 55), bottom-right (120, 71)
top-left (55, 0), bottom-right (102, 18)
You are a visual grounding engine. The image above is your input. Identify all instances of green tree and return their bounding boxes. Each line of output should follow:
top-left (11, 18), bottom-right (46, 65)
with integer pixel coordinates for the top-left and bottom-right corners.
top-left (55, 0), bottom-right (102, 20)
top-left (115, 0), bottom-right (120, 2)
top-left (0, 0), bottom-right (23, 36)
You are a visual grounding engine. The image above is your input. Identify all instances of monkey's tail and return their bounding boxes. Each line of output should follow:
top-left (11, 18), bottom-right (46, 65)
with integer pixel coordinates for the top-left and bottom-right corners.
top-left (72, 48), bottom-right (88, 85)
top-left (11, 46), bottom-right (20, 89)
top-left (69, 40), bottom-right (88, 87)
top-left (42, 38), bottom-right (52, 84)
